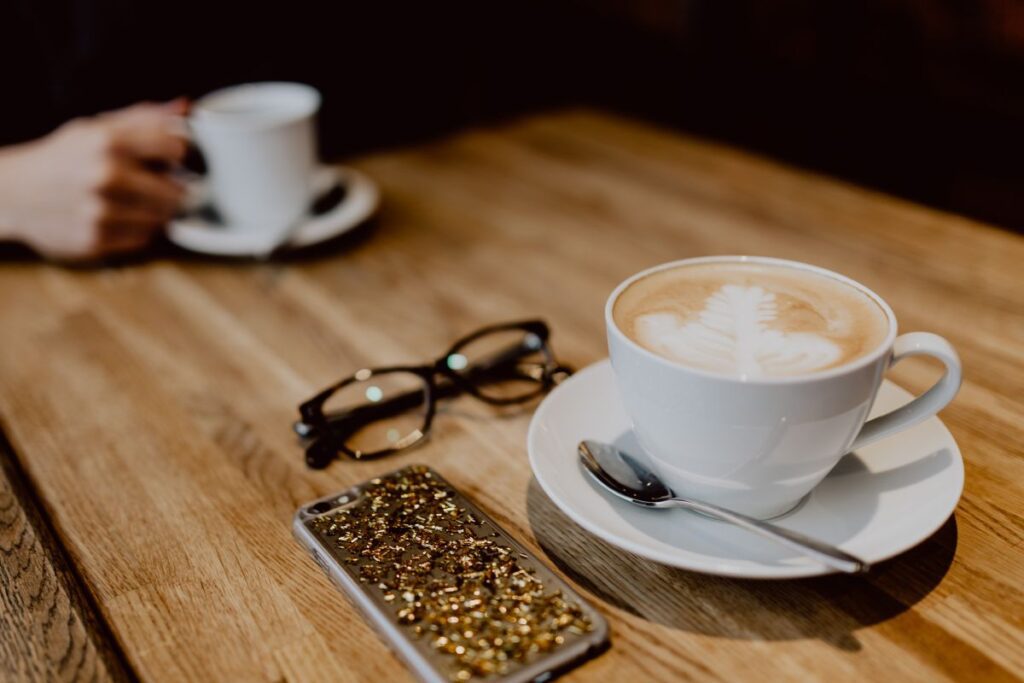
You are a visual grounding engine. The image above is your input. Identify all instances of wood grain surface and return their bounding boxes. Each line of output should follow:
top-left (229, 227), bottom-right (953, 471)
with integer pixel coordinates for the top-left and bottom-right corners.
top-left (1, 431), bottom-right (131, 682)
top-left (0, 110), bottom-right (1021, 682)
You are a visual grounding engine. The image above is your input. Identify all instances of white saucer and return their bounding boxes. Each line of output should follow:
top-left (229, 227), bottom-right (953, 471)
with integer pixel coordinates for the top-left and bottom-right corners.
top-left (527, 360), bottom-right (963, 579)
top-left (169, 166), bottom-right (379, 257)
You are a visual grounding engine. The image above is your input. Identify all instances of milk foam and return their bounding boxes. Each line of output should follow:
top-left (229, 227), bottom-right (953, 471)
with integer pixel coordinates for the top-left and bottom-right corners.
top-left (614, 263), bottom-right (889, 378)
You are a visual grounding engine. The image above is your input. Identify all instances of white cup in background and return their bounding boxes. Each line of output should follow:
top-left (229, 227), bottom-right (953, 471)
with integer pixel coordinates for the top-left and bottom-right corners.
top-left (190, 82), bottom-right (321, 233)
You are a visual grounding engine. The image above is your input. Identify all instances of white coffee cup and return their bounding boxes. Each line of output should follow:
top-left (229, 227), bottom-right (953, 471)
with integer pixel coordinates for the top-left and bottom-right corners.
top-left (190, 82), bottom-right (321, 233)
top-left (606, 256), bottom-right (962, 519)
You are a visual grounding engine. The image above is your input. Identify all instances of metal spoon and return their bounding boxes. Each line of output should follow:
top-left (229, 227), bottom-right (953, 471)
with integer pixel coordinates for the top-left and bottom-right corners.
top-left (578, 440), bottom-right (869, 574)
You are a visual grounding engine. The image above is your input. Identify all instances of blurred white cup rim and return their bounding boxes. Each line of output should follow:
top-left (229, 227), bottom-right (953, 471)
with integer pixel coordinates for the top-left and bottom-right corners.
top-left (192, 82), bottom-right (321, 129)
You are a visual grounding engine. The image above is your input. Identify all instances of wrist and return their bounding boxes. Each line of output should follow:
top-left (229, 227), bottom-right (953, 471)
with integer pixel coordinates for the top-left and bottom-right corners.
top-left (0, 141), bottom-right (34, 242)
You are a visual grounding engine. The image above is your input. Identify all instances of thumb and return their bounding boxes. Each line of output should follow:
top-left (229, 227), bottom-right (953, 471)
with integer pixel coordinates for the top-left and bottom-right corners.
top-left (161, 97), bottom-right (190, 116)
top-left (106, 99), bottom-right (187, 124)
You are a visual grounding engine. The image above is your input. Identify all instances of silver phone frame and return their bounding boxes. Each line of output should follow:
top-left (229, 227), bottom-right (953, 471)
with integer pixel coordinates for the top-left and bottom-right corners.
top-left (292, 466), bottom-right (609, 683)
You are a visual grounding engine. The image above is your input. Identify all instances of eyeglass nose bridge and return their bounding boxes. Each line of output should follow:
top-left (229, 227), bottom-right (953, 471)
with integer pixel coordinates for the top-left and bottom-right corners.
top-left (548, 364), bottom-right (574, 383)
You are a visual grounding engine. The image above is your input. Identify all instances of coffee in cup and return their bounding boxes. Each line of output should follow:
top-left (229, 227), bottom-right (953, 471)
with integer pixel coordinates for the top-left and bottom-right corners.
top-left (606, 256), bottom-right (961, 518)
top-left (612, 261), bottom-right (890, 378)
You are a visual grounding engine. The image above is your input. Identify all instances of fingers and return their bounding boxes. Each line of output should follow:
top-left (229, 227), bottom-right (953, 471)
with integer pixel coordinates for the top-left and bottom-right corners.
top-left (100, 228), bottom-right (156, 255)
top-left (107, 100), bottom-right (189, 164)
top-left (43, 205), bottom-right (163, 262)
top-left (113, 122), bottom-right (188, 164)
top-left (161, 97), bottom-right (190, 116)
top-left (93, 206), bottom-right (164, 254)
top-left (101, 204), bottom-right (168, 230)
top-left (99, 164), bottom-right (184, 216)
top-left (107, 99), bottom-right (189, 126)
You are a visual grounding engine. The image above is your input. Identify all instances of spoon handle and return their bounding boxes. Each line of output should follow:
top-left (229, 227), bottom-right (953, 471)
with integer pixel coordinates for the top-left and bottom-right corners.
top-left (669, 498), bottom-right (870, 574)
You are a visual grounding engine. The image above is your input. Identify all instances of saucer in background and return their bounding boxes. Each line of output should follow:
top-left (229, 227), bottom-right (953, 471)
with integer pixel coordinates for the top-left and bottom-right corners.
top-left (169, 166), bottom-right (379, 257)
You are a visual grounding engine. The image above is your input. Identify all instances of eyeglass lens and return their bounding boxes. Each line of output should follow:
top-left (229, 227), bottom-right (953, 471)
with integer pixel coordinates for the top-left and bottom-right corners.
top-left (322, 369), bottom-right (430, 456)
top-left (445, 328), bottom-right (549, 401)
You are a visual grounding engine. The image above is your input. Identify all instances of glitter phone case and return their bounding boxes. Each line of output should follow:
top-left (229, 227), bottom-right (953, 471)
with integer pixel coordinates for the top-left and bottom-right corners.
top-left (293, 465), bottom-right (609, 683)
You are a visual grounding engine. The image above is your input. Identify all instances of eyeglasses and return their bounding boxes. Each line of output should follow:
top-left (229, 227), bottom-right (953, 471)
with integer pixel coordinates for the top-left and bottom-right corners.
top-left (294, 320), bottom-right (572, 468)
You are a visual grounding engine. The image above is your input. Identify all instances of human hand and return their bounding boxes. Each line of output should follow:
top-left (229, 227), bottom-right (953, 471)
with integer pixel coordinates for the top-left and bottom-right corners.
top-left (0, 100), bottom-right (188, 262)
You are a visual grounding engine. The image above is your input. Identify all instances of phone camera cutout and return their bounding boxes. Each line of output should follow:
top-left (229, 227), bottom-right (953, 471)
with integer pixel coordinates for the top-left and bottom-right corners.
top-left (307, 501), bottom-right (333, 515)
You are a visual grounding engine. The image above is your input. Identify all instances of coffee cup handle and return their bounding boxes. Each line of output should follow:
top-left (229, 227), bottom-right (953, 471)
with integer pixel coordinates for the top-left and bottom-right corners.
top-left (849, 332), bottom-right (962, 452)
top-left (168, 116), bottom-right (209, 213)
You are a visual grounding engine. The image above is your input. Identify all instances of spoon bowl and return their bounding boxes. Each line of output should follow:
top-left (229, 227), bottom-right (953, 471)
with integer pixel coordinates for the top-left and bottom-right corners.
top-left (578, 440), bottom-right (673, 506)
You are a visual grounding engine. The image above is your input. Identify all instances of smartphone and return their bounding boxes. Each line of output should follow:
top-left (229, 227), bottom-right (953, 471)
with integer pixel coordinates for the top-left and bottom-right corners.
top-left (293, 465), bottom-right (609, 683)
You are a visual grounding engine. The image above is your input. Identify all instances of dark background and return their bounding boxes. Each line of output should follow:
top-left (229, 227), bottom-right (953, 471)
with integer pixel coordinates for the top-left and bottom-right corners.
top-left (3, 0), bottom-right (1022, 231)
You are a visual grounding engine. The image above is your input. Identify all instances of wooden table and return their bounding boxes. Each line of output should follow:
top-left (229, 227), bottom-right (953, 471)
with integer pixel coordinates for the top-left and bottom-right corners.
top-left (2, 110), bottom-right (1022, 682)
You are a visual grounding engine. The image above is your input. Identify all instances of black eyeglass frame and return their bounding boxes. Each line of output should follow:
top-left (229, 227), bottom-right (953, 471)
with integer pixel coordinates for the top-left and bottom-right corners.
top-left (295, 320), bottom-right (571, 467)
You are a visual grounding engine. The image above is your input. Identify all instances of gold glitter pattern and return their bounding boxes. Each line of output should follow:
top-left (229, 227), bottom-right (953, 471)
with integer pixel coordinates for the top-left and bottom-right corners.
top-left (309, 466), bottom-right (594, 681)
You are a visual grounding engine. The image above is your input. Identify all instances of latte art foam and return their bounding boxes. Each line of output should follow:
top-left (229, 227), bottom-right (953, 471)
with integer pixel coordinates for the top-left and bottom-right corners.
top-left (613, 262), bottom-right (889, 378)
